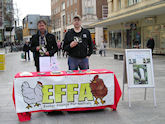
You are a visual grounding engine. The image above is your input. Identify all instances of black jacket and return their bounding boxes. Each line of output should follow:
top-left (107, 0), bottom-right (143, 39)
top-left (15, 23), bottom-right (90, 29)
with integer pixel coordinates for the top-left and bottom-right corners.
top-left (63, 28), bottom-right (93, 58)
top-left (23, 43), bottom-right (30, 52)
top-left (147, 38), bottom-right (155, 49)
top-left (30, 32), bottom-right (58, 67)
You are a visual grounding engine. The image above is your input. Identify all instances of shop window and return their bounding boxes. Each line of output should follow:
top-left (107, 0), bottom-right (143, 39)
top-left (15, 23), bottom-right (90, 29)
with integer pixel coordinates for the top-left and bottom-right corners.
top-left (126, 28), bottom-right (141, 49)
top-left (109, 31), bottom-right (122, 48)
top-left (143, 25), bottom-right (160, 49)
top-left (128, 0), bottom-right (141, 6)
top-left (160, 24), bottom-right (165, 49)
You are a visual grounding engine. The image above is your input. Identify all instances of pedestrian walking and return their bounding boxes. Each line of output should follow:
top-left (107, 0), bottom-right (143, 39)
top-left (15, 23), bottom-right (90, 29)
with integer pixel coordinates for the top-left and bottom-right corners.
top-left (57, 40), bottom-right (61, 57)
top-left (147, 37), bottom-right (155, 53)
top-left (23, 40), bottom-right (30, 61)
top-left (30, 20), bottom-right (58, 72)
top-left (61, 40), bottom-right (67, 58)
top-left (63, 15), bottom-right (93, 70)
top-left (93, 38), bottom-right (97, 54)
top-left (99, 40), bottom-right (106, 56)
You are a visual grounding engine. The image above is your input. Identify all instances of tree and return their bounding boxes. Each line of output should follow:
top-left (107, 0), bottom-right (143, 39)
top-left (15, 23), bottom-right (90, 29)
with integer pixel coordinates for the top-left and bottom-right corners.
top-left (3, 0), bottom-right (14, 43)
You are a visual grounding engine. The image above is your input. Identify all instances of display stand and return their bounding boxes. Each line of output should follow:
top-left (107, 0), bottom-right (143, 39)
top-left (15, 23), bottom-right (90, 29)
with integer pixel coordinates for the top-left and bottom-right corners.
top-left (122, 49), bottom-right (156, 107)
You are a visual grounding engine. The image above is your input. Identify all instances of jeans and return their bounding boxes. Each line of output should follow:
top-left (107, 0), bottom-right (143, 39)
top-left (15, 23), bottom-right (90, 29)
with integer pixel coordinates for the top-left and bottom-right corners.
top-left (68, 56), bottom-right (89, 70)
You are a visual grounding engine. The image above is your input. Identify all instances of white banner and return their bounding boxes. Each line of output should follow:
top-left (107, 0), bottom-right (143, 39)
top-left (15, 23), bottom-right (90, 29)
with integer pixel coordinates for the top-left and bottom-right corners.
top-left (14, 73), bottom-right (114, 113)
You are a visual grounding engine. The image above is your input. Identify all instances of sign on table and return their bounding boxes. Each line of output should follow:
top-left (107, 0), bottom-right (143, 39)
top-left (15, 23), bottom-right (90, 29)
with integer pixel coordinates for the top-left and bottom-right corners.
top-left (14, 73), bottom-right (114, 113)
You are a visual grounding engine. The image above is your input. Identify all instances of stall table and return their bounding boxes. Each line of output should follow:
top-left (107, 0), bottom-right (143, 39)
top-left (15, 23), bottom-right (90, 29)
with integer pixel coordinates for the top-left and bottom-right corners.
top-left (12, 69), bottom-right (122, 122)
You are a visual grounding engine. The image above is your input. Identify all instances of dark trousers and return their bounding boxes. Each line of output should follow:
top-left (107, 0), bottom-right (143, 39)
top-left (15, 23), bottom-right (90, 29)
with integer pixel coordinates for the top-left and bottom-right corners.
top-left (68, 56), bottom-right (89, 70)
top-left (34, 57), bottom-right (39, 72)
top-left (36, 66), bottom-right (40, 72)
top-left (25, 51), bottom-right (30, 60)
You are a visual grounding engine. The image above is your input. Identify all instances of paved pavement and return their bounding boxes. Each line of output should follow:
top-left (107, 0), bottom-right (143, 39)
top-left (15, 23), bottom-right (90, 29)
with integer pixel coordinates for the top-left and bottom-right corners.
top-left (0, 49), bottom-right (165, 124)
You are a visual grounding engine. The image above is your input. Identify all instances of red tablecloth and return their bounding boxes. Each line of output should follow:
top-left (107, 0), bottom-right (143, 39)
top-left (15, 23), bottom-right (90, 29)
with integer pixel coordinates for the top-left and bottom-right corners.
top-left (12, 69), bottom-right (122, 122)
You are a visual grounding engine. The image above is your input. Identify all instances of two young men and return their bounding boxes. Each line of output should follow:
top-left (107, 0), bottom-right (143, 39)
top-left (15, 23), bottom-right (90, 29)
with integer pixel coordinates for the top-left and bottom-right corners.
top-left (31, 15), bottom-right (93, 71)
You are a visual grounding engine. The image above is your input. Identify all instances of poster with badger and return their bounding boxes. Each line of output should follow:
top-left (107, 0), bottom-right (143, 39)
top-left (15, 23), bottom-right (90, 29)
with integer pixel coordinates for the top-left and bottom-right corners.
top-left (125, 49), bottom-right (155, 88)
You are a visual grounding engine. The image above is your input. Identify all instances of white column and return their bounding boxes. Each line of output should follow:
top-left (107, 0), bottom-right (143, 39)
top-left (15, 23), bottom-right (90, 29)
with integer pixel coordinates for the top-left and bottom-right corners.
top-left (95, 27), bottom-right (104, 46)
top-left (107, 0), bottom-right (113, 17)
top-left (121, 0), bottom-right (126, 8)
top-left (114, 0), bottom-right (118, 12)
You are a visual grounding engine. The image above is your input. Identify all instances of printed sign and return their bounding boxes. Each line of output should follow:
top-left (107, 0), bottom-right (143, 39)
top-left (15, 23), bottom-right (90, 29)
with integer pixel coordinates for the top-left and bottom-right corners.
top-left (125, 49), bottom-right (155, 88)
top-left (39, 56), bottom-right (59, 72)
top-left (14, 73), bottom-right (114, 113)
top-left (0, 53), bottom-right (5, 71)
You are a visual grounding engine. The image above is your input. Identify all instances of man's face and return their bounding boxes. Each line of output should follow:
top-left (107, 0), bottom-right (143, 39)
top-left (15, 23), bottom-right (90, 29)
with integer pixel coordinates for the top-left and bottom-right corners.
top-left (73, 18), bottom-right (81, 28)
top-left (38, 22), bottom-right (46, 33)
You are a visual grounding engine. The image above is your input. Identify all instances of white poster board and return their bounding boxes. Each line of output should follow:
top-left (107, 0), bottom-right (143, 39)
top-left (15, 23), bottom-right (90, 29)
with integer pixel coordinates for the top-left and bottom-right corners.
top-left (123, 49), bottom-right (156, 107)
top-left (125, 49), bottom-right (155, 88)
top-left (39, 56), bottom-right (59, 72)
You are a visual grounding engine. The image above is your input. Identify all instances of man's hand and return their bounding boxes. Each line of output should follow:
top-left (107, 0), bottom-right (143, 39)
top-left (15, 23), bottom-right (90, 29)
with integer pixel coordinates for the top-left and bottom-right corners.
top-left (36, 46), bottom-right (40, 51)
top-left (70, 41), bottom-right (78, 48)
top-left (45, 52), bottom-right (49, 56)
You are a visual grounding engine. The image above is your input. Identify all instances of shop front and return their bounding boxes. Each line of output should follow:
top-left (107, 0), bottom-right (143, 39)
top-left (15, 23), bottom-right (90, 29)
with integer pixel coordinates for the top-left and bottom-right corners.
top-left (143, 24), bottom-right (165, 54)
top-left (89, 2), bottom-right (165, 54)
top-left (123, 22), bottom-right (141, 49)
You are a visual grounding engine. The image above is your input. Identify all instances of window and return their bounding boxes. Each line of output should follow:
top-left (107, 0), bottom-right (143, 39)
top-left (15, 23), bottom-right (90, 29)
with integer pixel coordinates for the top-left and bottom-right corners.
top-left (102, 5), bottom-right (108, 19)
top-left (70, 0), bottom-right (73, 6)
top-left (118, 0), bottom-right (121, 9)
top-left (67, 0), bottom-right (69, 7)
top-left (67, 13), bottom-right (70, 24)
top-left (75, 9), bottom-right (77, 16)
top-left (74, 0), bottom-right (77, 4)
top-left (61, 2), bottom-right (65, 10)
top-left (128, 0), bottom-right (141, 6)
top-left (110, 31), bottom-right (122, 48)
top-left (71, 11), bottom-right (74, 22)
top-left (85, 7), bottom-right (94, 14)
top-left (62, 15), bottom-right (66, 26)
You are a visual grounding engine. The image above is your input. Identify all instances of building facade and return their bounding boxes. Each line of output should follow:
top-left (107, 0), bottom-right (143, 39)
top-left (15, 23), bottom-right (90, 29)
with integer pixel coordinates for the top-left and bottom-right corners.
top-left (0, 0), bottom-right (3, 46)
top-left (51, 0), bottom-right (108, 42)
top-left (91, 0), bottom-right (165, 54)
top-left (0, 0), bottom-right (14, 47)
top-left (22, 15), bottom-right (51, 42)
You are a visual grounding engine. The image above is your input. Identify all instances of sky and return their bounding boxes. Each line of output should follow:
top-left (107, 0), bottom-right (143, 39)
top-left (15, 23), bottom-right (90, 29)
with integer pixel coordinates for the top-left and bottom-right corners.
top-left (13, 0), bottom-right (51, 26)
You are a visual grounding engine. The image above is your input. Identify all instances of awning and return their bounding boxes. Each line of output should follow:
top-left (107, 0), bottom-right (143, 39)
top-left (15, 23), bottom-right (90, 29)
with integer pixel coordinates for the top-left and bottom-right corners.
top-left (89, 2), bottom-right (165, 27)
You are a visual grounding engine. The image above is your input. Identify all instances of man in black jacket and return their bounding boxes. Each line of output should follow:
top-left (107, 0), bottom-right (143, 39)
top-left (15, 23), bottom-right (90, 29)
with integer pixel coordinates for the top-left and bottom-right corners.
top-left (23, 40), bottom-right (30, 61)
top-left (63, 15), bottom-right (93, 70)
top-left (31, 20), bottom-right (58, 72)
top-left (147, 37), bottom-right (155, 53)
